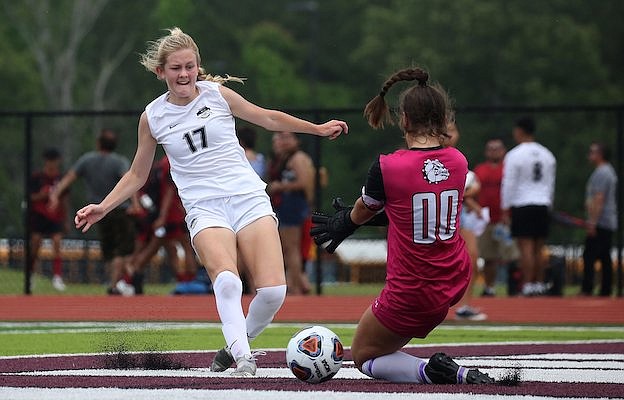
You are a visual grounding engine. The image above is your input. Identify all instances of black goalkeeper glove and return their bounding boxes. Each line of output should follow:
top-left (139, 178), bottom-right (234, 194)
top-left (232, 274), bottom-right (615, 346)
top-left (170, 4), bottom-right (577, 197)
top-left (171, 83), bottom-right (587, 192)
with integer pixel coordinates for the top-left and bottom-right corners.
top-left (331, 197), bottom-right (389, 227)
top-left (310, 208), bottom-right (359, 253)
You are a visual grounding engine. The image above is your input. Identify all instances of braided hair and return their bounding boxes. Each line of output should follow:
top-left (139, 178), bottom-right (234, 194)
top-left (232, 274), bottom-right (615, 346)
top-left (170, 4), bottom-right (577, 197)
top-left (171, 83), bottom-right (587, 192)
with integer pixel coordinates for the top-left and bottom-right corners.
top-left (364, 67), bottom-right (451, 141)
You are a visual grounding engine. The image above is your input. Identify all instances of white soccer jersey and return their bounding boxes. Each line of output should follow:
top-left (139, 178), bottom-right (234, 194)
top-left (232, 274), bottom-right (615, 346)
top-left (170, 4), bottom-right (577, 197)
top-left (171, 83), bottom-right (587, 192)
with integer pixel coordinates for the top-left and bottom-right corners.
top-left (145, 81), bottom-right (266, 212)
top-left (501, 141), bottom-right (556, 209)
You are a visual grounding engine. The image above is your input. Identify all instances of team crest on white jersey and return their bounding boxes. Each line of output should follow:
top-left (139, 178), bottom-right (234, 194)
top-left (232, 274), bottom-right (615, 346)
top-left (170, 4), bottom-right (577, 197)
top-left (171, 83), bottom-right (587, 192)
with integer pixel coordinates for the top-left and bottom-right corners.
top-left (422, 159), bottom-right (450, 184)
top-left (196, 106), bottom-right (212, 118)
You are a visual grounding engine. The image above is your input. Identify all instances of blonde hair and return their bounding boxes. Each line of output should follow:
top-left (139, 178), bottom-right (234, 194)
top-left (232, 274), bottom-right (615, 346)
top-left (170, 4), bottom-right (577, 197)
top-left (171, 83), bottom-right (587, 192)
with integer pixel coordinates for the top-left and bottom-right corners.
top-left (139, 27), bottom-right (244, 84)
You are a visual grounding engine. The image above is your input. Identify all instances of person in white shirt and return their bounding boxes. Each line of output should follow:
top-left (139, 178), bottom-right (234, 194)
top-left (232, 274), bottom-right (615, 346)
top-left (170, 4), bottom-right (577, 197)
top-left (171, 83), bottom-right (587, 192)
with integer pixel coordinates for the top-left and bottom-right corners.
top-left (73, 27), bottom-right (348, 376)
top-left (501, 117), bottom-right (556, 296)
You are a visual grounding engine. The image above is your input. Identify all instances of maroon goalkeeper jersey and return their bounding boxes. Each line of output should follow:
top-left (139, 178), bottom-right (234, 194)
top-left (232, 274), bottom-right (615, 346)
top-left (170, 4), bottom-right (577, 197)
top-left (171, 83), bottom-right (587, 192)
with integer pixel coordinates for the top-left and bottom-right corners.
top-left (363, 146), bottom-right (471, 336)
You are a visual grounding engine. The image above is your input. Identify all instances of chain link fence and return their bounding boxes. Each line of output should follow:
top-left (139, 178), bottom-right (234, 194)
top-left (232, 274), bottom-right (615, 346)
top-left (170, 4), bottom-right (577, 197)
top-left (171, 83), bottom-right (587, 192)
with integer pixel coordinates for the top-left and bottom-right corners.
top-left (1, 105), bottom-right (622, 295)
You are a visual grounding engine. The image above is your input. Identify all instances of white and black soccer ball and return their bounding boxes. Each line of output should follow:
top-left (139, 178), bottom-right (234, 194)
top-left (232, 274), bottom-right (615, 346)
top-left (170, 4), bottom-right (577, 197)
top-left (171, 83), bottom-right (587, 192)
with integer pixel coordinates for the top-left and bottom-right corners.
top-left (286, 325), bottom-right (344, 384)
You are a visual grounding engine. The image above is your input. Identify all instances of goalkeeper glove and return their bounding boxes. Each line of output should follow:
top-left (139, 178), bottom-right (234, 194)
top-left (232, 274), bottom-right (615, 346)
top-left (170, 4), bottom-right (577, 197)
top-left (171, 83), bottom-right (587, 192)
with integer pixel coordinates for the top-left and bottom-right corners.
top-left (310, 208), bottom-right (359, 253)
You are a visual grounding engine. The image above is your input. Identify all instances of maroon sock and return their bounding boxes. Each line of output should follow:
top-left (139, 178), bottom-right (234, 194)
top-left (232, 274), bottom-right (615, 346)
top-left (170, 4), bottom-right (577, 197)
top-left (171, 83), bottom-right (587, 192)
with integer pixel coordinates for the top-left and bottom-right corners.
top-left (53, 257), bottom-right (62, 277)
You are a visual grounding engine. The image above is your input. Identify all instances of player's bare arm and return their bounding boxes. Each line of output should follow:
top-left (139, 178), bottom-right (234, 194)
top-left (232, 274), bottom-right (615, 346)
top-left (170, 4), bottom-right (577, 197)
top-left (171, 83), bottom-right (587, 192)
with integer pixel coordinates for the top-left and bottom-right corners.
top-left (219, 85), bottom-right (347, 139)
top-left (350, 197), bottom-right (378, 225)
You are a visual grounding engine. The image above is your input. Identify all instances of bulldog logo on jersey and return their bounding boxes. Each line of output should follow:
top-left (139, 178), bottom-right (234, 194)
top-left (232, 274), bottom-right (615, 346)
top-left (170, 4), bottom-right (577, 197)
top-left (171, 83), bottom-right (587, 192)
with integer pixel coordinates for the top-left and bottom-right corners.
top-left (196, 106), bottom-right (212, 118)
top-left (422, 159), bottom-right (450, 184)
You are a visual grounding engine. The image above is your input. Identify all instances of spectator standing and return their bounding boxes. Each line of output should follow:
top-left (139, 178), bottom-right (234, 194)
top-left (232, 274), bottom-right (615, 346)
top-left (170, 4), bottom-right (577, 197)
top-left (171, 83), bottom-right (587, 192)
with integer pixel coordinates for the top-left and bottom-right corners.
top-left (582, 142), bottom-right (617, 296)
top-left (237, 126), bottom-right (266, 179)
top-left (447, 122), bottom-right (487, 321)
top-left (501, 117), bottom-right (556, 296)
top-left (473, 137), bottom-right (518, 296)
top-left (128, 155), bottom-right (199, 294)
top-left (29, 148), bottom-right (68, 291)
top-left (268, 131), bottom-right (314, 295)
top-left (50, 129), bottom-right (137, 296)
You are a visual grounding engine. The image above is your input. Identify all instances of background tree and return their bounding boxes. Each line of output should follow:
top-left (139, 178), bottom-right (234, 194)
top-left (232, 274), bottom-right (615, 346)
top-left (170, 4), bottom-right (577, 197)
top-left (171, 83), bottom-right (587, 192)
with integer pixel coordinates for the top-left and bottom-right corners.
top-left (0, 0), bottom-right (622, 243)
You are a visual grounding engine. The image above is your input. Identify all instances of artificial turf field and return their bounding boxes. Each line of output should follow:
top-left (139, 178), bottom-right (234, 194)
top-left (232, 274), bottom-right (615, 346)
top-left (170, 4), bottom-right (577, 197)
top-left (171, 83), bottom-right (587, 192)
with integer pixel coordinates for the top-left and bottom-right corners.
top-left (1, 293), bottom-right (624, 399)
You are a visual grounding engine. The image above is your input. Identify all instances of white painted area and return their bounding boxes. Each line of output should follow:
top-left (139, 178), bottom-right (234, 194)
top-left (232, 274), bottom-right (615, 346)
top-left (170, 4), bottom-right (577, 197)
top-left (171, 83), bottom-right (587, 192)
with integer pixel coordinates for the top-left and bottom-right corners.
top-left (7, 367), bottom-right (367, 380)
top-left (0, 388), bottom-right (614, 400)
top-left (485, 353), bottom-right (624, 360)
top-left (3, 340), bottom-right (623, 361)
top-left (466, 356), bottom-right (624, 369)
top-left (484, 367), bottom-right (624, 384)
top-left (5, 353), bottom-right (623, 383)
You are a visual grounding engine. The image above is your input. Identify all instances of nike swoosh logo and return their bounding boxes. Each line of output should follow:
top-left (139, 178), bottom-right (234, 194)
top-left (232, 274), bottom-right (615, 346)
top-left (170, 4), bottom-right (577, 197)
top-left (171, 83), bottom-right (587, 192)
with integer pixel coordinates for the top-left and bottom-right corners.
top-left (169, 123), bottom-right (180, 129)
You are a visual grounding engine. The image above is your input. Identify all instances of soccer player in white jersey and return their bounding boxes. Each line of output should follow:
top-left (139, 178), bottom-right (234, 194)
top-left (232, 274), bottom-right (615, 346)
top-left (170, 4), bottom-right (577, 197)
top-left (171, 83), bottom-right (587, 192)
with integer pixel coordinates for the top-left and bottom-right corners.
top-left (73, 27), bottom-right (347, 376)
top-left (501, 117), bottom-right (556, 296)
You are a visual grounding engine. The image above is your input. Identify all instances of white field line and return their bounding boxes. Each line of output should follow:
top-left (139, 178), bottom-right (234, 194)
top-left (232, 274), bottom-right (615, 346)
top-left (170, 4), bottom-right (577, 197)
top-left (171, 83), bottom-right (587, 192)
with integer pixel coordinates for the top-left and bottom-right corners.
top-left (1, 321), bottom-right (624, 334)
top-left (1, 340), bottom-right (623, 360)
top-left (0, 388), bottom-right (611, 400)
top-left (4, 353), bottom-right (623, 384)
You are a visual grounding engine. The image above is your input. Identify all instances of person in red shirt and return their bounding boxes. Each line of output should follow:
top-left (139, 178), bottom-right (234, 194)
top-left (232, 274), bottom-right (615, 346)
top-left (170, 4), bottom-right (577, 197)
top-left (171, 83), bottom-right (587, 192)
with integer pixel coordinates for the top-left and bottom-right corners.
top-left (152, 155), bottom-right (198, 282)
top-left (126, 155), bottom-right (199, 294)
top-left (29, 148), bottom-right (68, 291)
top-left (473, 137), bottom-right (518, 296)
top-left (311, 68), bottom-right (493, 385)
top-left (447, 122), bottom-right (487, 321)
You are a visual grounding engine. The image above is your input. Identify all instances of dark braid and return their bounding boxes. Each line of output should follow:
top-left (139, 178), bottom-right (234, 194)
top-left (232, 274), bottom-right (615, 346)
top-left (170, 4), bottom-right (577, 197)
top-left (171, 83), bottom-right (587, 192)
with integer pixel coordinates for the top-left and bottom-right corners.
top-left (365, 68), bottom-right (432, 129)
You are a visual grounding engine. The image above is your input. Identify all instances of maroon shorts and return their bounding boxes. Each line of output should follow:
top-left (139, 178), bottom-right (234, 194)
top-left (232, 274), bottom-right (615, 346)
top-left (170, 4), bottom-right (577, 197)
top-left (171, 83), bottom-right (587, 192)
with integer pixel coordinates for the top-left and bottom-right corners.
top-left (371, 286), bottom-right (466, 338)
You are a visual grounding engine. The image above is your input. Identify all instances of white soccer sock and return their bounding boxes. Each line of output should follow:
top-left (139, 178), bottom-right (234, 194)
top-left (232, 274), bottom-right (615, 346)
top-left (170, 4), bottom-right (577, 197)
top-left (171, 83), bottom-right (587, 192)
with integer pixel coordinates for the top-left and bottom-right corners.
top-left (212, 270), bottom-right (251, 360)
top-left (246, 284), bottom-right (287, 340)
top-left (361, 351), bottom-right (431, 384)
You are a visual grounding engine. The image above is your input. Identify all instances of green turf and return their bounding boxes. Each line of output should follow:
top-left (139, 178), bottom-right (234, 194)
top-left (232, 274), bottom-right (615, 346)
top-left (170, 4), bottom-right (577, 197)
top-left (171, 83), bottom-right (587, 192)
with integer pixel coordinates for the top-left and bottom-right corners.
top-left (0, 323), bottom-right (622, 356)
top-left (0, 267), bottom-right (177, 295)
top-left (2, 266), bottom-right (588, 297)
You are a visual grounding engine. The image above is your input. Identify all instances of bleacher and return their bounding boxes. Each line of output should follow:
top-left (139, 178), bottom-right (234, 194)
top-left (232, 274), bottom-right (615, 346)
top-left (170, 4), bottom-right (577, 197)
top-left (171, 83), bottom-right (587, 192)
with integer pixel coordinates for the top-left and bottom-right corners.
top-left (333, 238), bottom-right (604, 289)
top-left (0, 238), bottom-right (176, 284)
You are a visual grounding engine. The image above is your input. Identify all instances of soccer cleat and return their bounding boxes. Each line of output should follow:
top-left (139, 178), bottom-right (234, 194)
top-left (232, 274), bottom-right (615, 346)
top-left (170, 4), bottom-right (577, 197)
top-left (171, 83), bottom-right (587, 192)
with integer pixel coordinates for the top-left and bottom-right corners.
top-left (52, 275), bottom-right (66, 291)
top-left (230, 354), bottom-right (257, 377)
top-left (455, 305), bottom-right (487, 321)
top-left (211, 346), bottom-right (235, 372)
top-left (114, 280), bottom-right (135, 297)
top-left (425, 352), bottom-right (494, 384)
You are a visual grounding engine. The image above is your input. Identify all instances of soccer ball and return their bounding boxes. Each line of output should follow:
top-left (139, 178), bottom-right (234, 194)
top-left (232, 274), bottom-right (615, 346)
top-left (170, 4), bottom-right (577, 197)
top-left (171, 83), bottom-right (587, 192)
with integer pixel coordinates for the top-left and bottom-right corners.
top-left (286, 325), bottom-right (344, 384)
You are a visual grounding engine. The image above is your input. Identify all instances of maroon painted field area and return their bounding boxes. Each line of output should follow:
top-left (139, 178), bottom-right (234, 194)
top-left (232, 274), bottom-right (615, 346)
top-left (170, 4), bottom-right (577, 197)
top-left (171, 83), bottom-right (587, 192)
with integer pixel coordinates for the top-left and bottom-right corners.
top-left (1, 342), bottom-right (623, 398)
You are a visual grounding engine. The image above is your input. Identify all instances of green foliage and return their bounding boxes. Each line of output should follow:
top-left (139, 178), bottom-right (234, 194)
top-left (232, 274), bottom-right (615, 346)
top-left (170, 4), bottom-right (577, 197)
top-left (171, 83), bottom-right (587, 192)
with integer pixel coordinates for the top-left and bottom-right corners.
top-left (352, 0), bottom-right (617, 105)
top-left (1, 0), bottom-right (621, 110)
top-left (0, 0), bottom-right (622, 243)
top-left (239, 23), bottom-right (309, 107)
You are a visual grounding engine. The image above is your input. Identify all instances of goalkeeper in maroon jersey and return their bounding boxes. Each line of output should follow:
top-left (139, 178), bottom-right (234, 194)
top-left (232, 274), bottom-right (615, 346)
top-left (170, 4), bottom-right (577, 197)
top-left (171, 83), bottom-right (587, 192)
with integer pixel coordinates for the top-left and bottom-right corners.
top-left (311, 67), bottom-right (494, 385)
